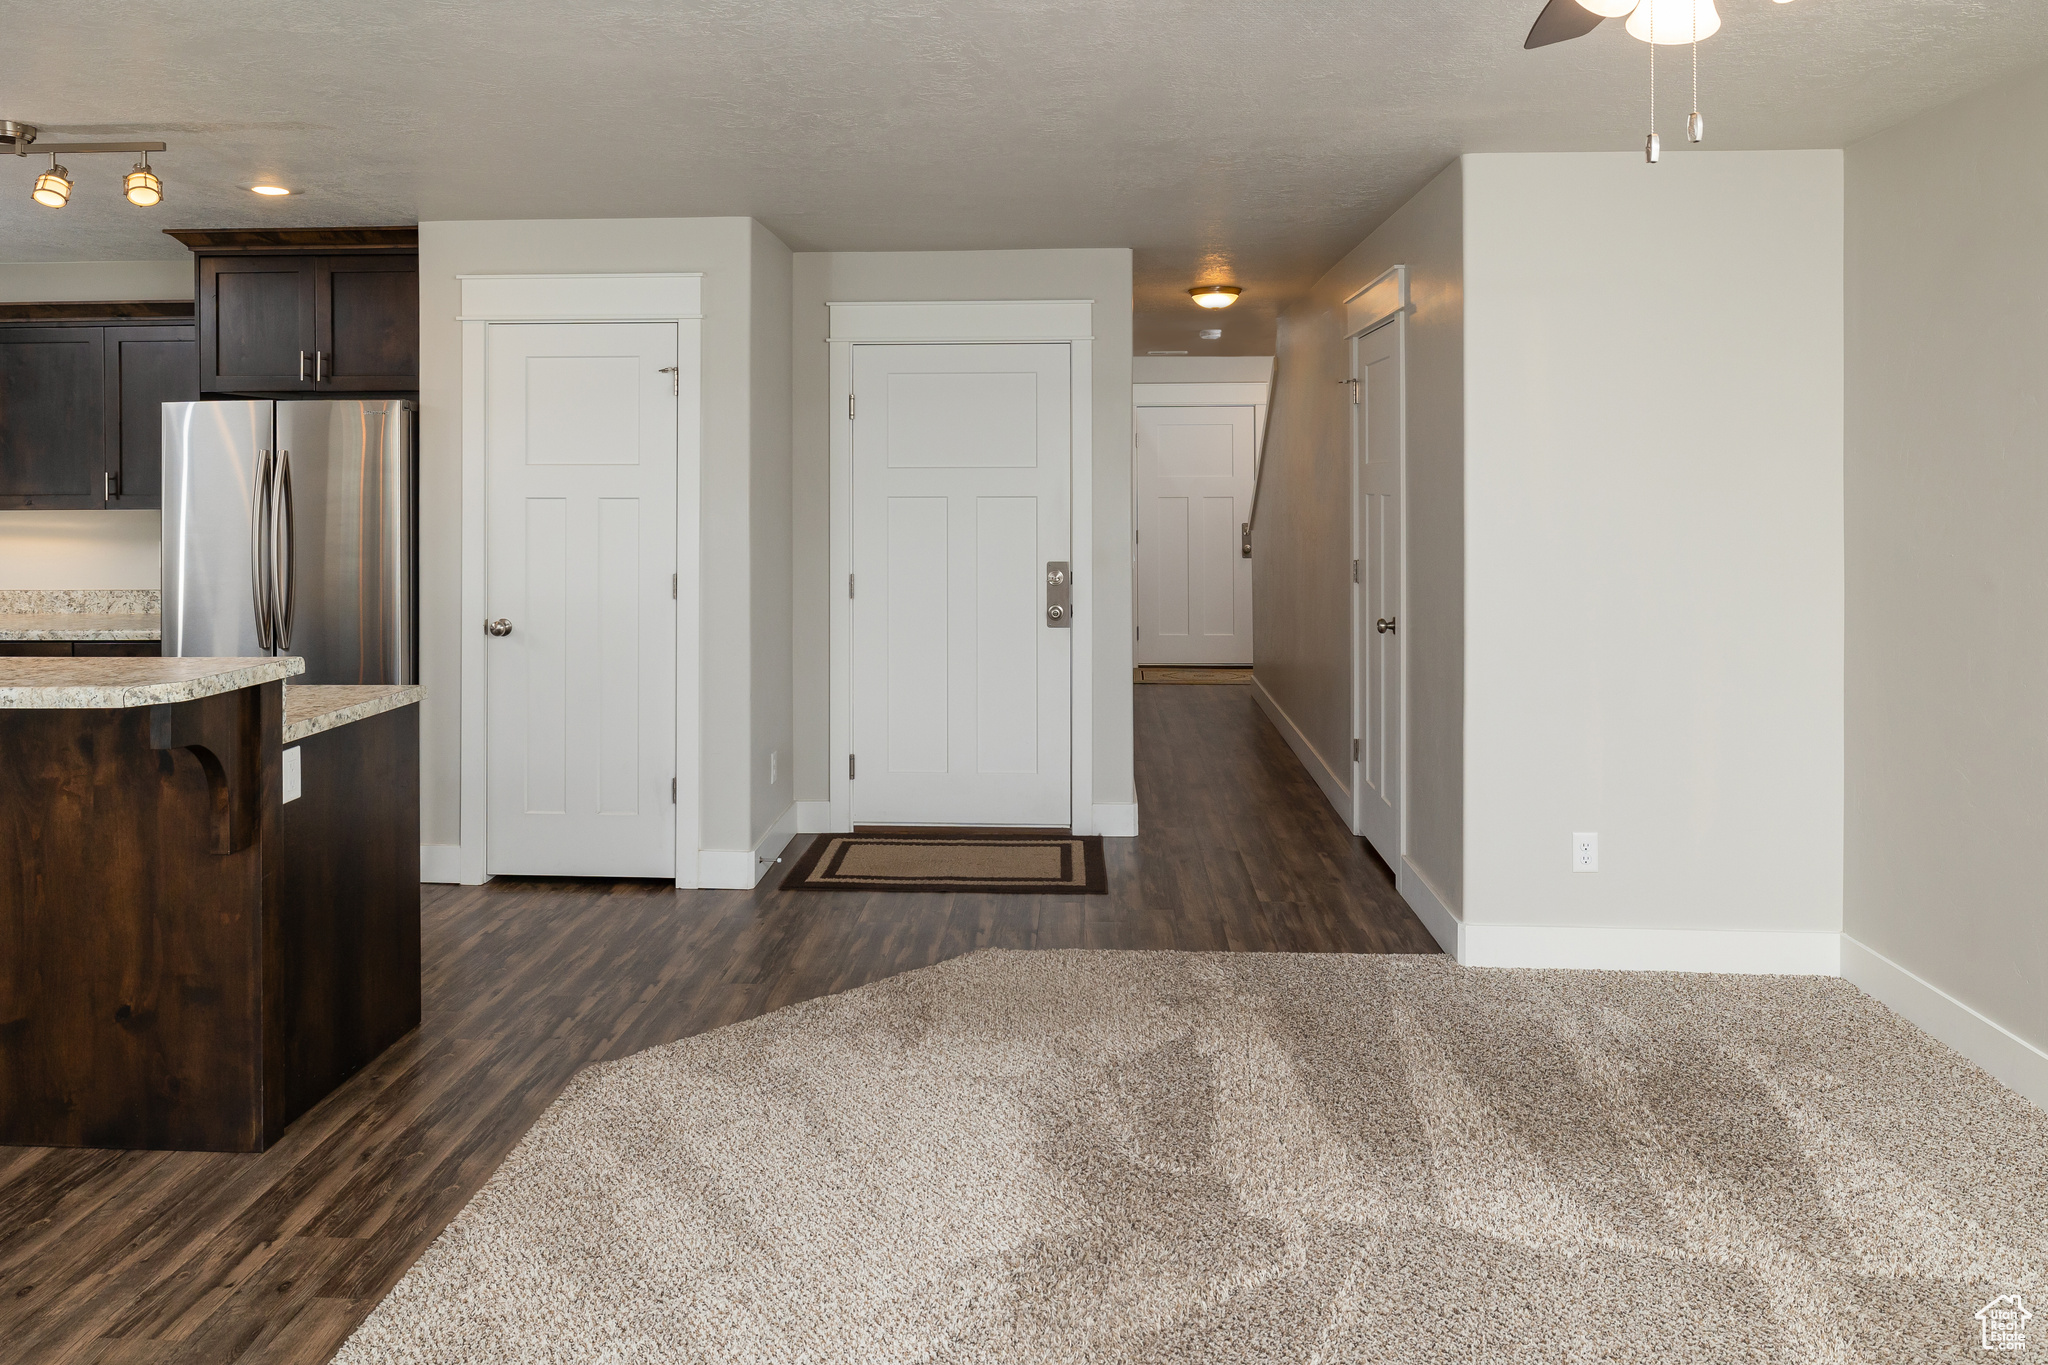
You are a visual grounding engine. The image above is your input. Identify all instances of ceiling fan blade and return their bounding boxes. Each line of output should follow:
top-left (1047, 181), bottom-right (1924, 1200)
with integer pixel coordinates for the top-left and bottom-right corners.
top-left (1525, 0), bottom-right (1606, 48)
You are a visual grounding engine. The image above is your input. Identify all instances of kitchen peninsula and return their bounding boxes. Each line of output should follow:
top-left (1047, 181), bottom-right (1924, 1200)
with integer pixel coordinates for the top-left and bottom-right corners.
top-left (0, 655), bottom-right (421, 1153)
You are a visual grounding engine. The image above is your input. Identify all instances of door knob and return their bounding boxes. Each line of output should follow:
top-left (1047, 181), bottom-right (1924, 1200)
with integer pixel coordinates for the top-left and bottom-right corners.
top-left (1376, 617), bottom-right (1397, 635)
top-left (485, 618), bottom-right (513, 636)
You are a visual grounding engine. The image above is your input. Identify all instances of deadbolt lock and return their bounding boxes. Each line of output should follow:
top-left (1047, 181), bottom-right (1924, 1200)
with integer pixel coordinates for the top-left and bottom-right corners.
top-left (1046, 560), bottom-right (1071, 629)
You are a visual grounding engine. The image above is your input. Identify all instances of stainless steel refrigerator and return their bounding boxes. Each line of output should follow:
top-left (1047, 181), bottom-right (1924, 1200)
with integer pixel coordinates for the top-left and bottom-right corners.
top-left (162, 400), bottom-right (416, 684)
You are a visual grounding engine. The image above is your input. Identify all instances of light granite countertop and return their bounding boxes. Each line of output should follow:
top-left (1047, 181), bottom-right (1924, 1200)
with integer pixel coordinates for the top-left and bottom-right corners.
top-left (284, 684), bottom-right (424, 743)
top-left (0, 656), bottom-right (304, 709)
top-left (0, 612), bottom-right (163, 641)
top-left (0, 589), bottom-right (164, 641)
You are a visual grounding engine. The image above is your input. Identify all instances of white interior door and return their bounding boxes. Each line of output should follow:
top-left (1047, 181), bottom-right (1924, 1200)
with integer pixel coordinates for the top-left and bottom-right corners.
top-left (1135, 405), bottom-right (1256, 665)
top-left (1353, 318), bottom-right (1404, 863)
top-left (851, 342), bottom-right (1072, 826)
top-left (485, 322), bottom-right (678, 877)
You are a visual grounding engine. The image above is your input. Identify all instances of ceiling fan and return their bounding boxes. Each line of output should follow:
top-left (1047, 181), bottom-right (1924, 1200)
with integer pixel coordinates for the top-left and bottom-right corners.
top-left (1527, 0), bottom-right (1788, 49)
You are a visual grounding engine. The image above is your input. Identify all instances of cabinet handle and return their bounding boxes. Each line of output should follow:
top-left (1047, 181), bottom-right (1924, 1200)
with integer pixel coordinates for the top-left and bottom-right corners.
top-left (315, 351), bottom-right (326, 382)
top-left (104, 471), bottom-right (118, 502)
top-left (299, 351), bottom-right (308, 382)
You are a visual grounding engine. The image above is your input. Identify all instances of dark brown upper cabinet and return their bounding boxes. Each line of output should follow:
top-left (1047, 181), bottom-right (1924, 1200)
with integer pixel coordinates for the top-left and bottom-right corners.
top-left (0, 325), bottom-right (104, 508)
top-left (199, 255), bottom-right (317, 392)
top-left (174, 228), bottom-right (418, 397)
top-left (105, 323), bottom-right (199, 508)
top-left (0, 317), bottom-right (195, 511)
top-left (0, 317), bottom-right (194, 511)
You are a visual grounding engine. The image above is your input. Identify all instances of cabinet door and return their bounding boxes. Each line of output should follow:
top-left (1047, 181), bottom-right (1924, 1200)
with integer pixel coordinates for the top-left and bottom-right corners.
top-left (0, 326), bottom-right (106, 509)
top-left (315, 255), bottom-right (418, 391)
top-left (200, 256), bottom-right (316, 393)
top-left (104, 325), bottom-right (198, 509)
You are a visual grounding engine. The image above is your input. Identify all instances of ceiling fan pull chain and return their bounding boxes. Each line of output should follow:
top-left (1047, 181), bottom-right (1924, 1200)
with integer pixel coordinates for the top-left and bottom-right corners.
top-left (1688, 7), bottom-right (1706, 143)
top-left (1646, 2), bottom-right (1660, 163)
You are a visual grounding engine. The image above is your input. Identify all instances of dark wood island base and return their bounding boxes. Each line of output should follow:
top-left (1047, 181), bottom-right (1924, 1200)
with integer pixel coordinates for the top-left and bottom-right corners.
top-left (0, 659), bottom-right (422, 1152)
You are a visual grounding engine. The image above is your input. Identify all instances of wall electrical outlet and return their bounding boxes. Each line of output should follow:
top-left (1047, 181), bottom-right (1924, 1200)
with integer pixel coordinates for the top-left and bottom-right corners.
top-left (1572, 832), bottom-right (1598, 873)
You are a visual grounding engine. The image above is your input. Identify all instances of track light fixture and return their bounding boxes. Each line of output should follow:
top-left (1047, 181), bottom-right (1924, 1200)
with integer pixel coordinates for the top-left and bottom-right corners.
top-left (31, 155), bottom-right (71, 208)
top-left (5, 122), bottom-right (170, 208)
top-left (1189, 285), bottom-right (1241, 309)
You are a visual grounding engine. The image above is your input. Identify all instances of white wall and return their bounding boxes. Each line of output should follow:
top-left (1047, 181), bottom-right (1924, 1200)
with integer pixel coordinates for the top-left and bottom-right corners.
top-left (1259, 160), bottom-right (1465, 918)
top-left (789, 249), bottom-right (1137, 817)
top-left (0, 261), bottom-right (190, 302)
top-left (0, 512), bottom-right (160, 588)
top-left (1461, 152), bottom-right (1844, 947)
top-left (417, 217), bottom-right (793, 859)
top-left (0, 262), bottom-right (189, 591)
top-left (1132, 356), bottom-right (1271, 384)
top-left (1843, 64), bottom-right (2048, 1093)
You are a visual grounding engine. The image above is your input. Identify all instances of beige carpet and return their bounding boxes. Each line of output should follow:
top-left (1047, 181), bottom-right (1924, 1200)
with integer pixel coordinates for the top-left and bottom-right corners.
top-left (335, 951), bottom-right (2047, 1364)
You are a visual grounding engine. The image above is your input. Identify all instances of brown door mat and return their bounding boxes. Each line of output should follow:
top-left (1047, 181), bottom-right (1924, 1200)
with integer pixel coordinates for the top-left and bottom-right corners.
top-left (781, 829), bottom-right (1108, 895)
top-left (1134, 666), bottom-right (1254, 684)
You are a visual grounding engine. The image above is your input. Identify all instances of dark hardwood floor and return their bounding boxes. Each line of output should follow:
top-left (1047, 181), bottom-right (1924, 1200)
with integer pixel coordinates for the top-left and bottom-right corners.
top-left (0, 682), bottom-right (1435, 1364)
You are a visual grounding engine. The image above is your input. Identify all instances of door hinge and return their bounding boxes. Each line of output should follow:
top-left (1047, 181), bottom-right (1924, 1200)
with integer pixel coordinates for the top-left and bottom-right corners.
top-left (1135, 626), bottom-right (1140, 641)
top-left (1353, 738), bottom-right (1360, 762)
top-left (1352, 559), bottom-right (1360, 583)
top-left (849, 754), bottom-right (856, 780)
top-left (848, 393), bottom-right (856, 420)
top-left (672, 572), bottom-right (678, 600)
top-left (671, 777), bottom-right (677, 803)
top-left (660, 365), bottom-right (680, 396)
top-left (848, 573), bottom-right (854, 599)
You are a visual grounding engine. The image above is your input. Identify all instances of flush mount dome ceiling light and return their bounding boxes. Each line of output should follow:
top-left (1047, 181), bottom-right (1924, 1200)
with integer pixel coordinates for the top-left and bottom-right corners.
top-left (1189, 285), bottom-right (1241, 309)
top-left (5, 121), bottom-right (171, 208)
top-left (1523, 0), bottom-right (1792, 164)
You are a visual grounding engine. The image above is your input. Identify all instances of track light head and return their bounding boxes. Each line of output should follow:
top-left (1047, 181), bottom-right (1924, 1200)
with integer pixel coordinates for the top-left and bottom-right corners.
top-left (31, 157), bottom-right (71, 209)
top-left (124, 155), bottom-right (163, 207)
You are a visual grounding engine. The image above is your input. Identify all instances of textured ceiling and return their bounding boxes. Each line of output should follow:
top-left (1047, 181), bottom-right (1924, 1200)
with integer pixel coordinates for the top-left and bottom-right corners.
top-left (3, 0), bottom-right (2046, 355)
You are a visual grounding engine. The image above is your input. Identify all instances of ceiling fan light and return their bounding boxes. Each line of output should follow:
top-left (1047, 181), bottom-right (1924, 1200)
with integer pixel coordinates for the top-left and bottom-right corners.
top-left (31, 161), bottom-right (71, 209)
top-left (1574, 0), bottom-right (1638, 17)
top-left (1624, 0), bottom-right (1720, 44)
top-left (124, 161), bottom-right (163, 207)
top-left (1189, 285), bottom-right (1241, 309)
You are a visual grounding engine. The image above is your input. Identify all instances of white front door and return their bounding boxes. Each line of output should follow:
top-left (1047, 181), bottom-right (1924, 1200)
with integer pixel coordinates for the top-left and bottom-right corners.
top-left (850, 342), bottom-right (1072, 826)
top-left (1352, 318), bottom-right (1404, 863)
top-left (1135, 405), bottom-right (1256, 666)
top-left (485, 322), bottom-right (679, 877)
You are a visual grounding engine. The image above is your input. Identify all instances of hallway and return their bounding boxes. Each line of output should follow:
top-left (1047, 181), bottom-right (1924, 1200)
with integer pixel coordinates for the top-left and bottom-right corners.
top-left (0, 682), bottom-right (1434, 1365)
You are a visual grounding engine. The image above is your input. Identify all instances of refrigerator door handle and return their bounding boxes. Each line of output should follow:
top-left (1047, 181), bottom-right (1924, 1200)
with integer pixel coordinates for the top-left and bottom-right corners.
top-left (272, 449), bottom-right (297, 651)
top-left (250, 449), bottom-right (275, 651)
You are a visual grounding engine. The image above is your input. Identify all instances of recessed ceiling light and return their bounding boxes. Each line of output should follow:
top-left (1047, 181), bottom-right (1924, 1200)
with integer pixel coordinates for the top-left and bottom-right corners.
top-left (1189, 285), bottom-right (1241, 309)
top-left (250, 184), bottom-right (290, 196)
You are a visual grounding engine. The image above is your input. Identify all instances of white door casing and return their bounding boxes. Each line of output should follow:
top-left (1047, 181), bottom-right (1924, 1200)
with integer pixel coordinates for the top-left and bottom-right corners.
top-left (1352, 315), bottom-right (1405, 864)
top-left (483, 321), bottom-right (679, 877)
top-left (1135, 404), bottom-right (1256, 665)
top-left (849, 342), bottom-right (1073, 826)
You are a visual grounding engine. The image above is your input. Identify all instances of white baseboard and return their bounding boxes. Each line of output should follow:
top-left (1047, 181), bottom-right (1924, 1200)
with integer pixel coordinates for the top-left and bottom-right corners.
top-left (1092, 802), bottom-right (1140, 837)
top-left (1843, 935), bottom-right (2048, 1111)
top-left (1397, 857), bottom-right (1462, 956)
top-left (795, 800), bottom-right (838, 834)
top-left (1250, 676), bottom-right (1351, 831)
top-left (1459, 923), bottom-right (1841, 975)
top-left (420, 844), bottom-right (462, 884)
top-left (698, 803), bottom-right (800, 890)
